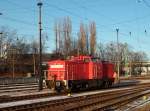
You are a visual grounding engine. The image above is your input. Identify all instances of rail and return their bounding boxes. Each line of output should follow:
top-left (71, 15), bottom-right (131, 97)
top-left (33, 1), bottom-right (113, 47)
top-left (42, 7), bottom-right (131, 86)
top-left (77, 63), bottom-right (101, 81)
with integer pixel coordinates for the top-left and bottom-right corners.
top-left (0, 83), bottom-right (150, 111)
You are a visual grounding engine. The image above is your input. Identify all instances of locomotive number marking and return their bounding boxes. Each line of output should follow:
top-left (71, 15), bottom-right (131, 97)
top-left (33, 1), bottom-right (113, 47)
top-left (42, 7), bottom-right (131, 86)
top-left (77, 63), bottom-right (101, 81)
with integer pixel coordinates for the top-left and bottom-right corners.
top-left (50, 65), bottom-right (64, 68)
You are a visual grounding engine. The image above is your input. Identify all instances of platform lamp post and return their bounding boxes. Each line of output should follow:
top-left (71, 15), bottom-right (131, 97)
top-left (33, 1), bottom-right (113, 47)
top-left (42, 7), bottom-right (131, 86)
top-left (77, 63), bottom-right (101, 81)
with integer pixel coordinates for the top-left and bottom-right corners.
top-left (0, 13), bottom-right (3, 58)
top-left (0, 32), bottom-right (3, 58)
top-left (116, 28), bottom-right (120, 83)
top-left (37, 1), bottom-right (43, 91)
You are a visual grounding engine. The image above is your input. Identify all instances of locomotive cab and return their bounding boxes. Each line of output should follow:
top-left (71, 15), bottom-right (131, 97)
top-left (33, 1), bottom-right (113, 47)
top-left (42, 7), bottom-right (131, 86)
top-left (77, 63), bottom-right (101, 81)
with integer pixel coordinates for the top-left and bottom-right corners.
top-left (46, 60), bottom-right (66, 91)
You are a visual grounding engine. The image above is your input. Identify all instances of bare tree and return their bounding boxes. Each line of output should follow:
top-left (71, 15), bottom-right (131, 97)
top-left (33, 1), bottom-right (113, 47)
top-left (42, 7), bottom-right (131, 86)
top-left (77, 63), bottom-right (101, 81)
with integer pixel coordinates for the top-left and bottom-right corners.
top-left (0, 26), bottom-right (18, 59)
top-left (89, 22), bottom-right (96, 56)
top-left (97, 42), bottom-right (105, 60)
top-left (78, 23), bottom-right (87, 55)
top-left (54, 21), bottom-right (58, 53)
top-left (71, 37), bottom-right (78, 55)
top-left (30, 40), bottom-right (39, 74)
top-left (85, 25), bottom-right (89, 55)
top-left (63, 17), bottom-right (72, 57)
top-left (53, 17), bottom-right (72, 58)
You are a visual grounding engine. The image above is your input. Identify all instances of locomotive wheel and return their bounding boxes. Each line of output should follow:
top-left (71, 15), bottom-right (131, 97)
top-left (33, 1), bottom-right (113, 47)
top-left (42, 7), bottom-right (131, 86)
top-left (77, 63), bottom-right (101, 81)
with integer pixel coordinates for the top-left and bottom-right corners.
top-left (105, 82), bottom-right (107, 88)
top-left (46, 80), bottom-right (52, 89)
top-left (82, 83), bottom-right (89, 90)
top-left (68, 81), bottom-right (74, 91)
top-left (85, 83), bottom-right (89, 89)
top-left (56, 88), bottom-right (61, 93)
top-left (106, 81), bottom-right (109, 88)
top-left (109, 81), bottom-right (112, 86)
top-left (108, 82), bottom-right (110, 88)
top-left (102, 81), bottom-right (106, 88)
top-left (103, 81), bottom-right (108, 88)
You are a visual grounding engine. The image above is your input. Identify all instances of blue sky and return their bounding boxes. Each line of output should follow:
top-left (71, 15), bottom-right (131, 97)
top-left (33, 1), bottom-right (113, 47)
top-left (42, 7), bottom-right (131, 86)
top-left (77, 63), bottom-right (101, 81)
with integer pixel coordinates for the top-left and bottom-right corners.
top-left (0, 0), bottom-right (150, 55)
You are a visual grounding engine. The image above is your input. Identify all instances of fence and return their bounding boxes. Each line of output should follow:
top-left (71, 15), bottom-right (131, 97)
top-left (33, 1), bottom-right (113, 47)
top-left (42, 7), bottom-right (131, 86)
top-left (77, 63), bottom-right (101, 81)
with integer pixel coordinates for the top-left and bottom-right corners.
top-left (0, 77), bottom-right (39, 85)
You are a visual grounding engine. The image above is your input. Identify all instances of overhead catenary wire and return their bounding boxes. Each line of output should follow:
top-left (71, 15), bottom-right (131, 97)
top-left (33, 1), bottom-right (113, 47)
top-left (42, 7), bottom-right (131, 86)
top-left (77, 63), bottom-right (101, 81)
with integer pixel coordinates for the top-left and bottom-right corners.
top-left (2, 0), bottom-right (89, 35)
top-left (0, 15), bottom-right (115, 46)
top-left (143, 0), bottom-right (150, 8)
top-left (44, 1), bottom-right (150, 38)
top-left (1, 0), bottom-right (150, 46)
top-left (2, 0), bottom-right (140, 38)
top-left (5, 0), bottom-right (37, 12)
top-left (44, 2), bottom-right (127, 34)
top-left (71, 0), bottom-right (116, 21)
top-left (70, 0), bottom-right (150, 35)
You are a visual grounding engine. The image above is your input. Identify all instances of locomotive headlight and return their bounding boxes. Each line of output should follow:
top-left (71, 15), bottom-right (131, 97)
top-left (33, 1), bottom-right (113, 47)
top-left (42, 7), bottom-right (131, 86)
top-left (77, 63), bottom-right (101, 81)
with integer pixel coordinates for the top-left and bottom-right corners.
top-left (56, 81), bottom-right (61, 87)
top-left (63, 80), bottom-right (67, 86)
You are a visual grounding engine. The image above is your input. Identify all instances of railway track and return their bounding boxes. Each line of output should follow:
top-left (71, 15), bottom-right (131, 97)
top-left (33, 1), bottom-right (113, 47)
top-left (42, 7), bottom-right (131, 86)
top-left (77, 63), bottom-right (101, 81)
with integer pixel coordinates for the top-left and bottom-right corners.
top-left (131, 99), bottom-right (150, 111)
top-left (0, 83), bottom-right (150, 111)
top-left (0, 83), bottom-right (40, 94)
top-left (120, 75), bottom-right (150, 80)
top-left (0, 89), bottom-right (60, 103)
top-left (0, 80), bottom-right (138, 103)
top-left (0, 77), bottom-right (40, 95)
top-left (118, 93), bottom-right (150, 111)
top-left (0, 82), bottom-right (46, 103)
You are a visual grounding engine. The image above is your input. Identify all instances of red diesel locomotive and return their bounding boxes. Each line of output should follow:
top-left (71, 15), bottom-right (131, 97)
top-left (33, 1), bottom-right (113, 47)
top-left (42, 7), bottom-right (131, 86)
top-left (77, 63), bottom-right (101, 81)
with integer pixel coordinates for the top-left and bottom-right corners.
top-left (46, 55), bottom-right (115, 91)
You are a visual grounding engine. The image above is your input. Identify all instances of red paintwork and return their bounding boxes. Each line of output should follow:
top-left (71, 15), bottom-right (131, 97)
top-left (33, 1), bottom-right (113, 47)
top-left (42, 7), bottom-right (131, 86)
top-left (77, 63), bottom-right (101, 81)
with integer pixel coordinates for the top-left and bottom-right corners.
top-left (102, 62), bottom-right (114, 79)
top-left (47, 56), bottom-right (114, 81)
top-left (48, 60), bottom-right (65, 80)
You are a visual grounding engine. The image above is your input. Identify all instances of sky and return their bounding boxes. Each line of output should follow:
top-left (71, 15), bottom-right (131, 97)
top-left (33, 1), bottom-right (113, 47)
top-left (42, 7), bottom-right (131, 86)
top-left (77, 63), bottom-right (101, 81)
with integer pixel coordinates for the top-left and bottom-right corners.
top-left (0, 0), bottom-right (150, 56)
